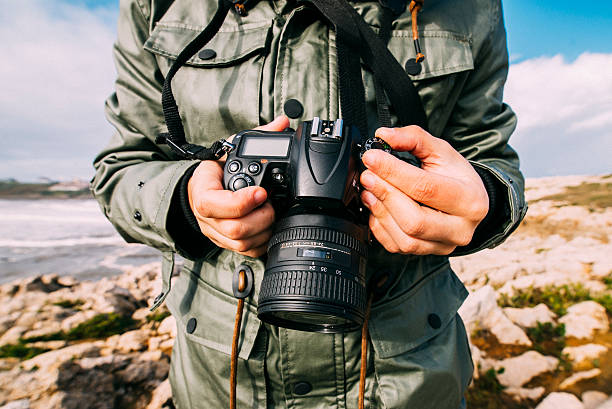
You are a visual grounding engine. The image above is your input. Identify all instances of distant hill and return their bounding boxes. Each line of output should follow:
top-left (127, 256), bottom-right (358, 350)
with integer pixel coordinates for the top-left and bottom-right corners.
top-left (0, 179), bottom-right (92, 199)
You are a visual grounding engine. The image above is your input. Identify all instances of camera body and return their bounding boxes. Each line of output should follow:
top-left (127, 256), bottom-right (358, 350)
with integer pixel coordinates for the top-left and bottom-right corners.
top-left (223, 118), bottom-right (391, 333)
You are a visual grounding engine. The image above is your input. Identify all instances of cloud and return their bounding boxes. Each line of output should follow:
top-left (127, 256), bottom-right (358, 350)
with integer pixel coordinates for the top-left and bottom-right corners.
top-left (505, 53), bottom-right (612, 177)
top-left (0, 0), bottom-right (117, 181)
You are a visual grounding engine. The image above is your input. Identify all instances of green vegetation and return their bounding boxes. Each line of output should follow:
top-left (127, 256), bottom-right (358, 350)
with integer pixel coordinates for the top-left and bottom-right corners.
top-left (604, 273), bottom-right (612, 290)
top-left (53, 299), bottom-right (84, 309)
top-left (146, 310), bottom-right (171, 323)
top-left (499, 284), bottom-right (612, 316)
top-left (531, 181), bottom-right (612, 211)
top-left (0, 342), bottom-right (49, 360)
top-left (526, 322), bottom-right (571, 371)
top-left (465, 368), bottom-right (526, 409)
top-left (22, 313), bottom-right (137, 343)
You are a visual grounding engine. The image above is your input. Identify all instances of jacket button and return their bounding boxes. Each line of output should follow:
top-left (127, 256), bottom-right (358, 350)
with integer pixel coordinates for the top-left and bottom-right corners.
top-left (186, 318), bottom-right (197, 334)
top-left (283, 99), bottom-right (304, 119)
top-left (404, 58), bottom-right (422, 76)
top-left (198, 49), bottom-right (217, 60)
top-left (427, 313), bottom-right (441, 329)
top-left (293, 381), bottom-right (312, 395)
top-left (133, 210), bottom-right (142, 221)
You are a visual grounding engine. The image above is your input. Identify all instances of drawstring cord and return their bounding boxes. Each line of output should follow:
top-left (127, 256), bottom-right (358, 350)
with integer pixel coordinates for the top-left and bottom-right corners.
top-left (409, 0), bottom-right (425, 63)
top-left (230, 270), bottom-right (246, 409)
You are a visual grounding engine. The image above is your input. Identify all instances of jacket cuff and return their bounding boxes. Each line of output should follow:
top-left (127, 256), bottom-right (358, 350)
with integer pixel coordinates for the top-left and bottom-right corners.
top-left (451, 161), bottom-right (527, 256)
top-left (166, 163), bottom-right (221, 260)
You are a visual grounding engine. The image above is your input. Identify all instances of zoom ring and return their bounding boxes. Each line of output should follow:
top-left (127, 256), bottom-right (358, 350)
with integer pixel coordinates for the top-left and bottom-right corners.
top-left (259, 270), bottom-right (367, 312)
top-left (268, 227), bottom-right (367, 256)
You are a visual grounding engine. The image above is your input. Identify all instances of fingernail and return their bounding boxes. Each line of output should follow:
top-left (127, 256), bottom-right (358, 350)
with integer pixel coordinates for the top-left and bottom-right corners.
top-left (254, 189), bottom-right (266, 204)
top-left (362, 191), bottom-right (377, 207)
top-left (361, 172), bottom-right (375, 189)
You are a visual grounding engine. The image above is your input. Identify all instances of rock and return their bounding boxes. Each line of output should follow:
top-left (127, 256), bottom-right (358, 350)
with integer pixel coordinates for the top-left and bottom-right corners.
top-left (459, 286), bottom-right (532, 346)
top-left (595, 397), bottom-right (612, 409)
top-left (117, 329), bottom-right (149, 353)
top-left (116, 359), bottom-right (169, 384)
top-left (535, 392), bottom-right (584, 409)
top-left (146, 379), bottom-right (172, 409)
top-left (0, 400), bottom-right (30, 409)
top-left (480, 351), bottom-right (559, 388)
top-left (60, 310), bottom-right (97, 332)
top-left (21, 322), bottom-right (62, 341)
top-left (559, 301), bottom-right (609, 339)
top-left (504, 386), bottom-right (546, 401)
top-left (157, 316), bottom-right (176, 337)
top-left (469, 344), bottom-right (483, 380)
top-left (562, 344), bottom-right (608, 369)
top-left (21, 343), bottom-right (100, 371)
top-left (28, 341), bottom-right (67, 350)
top-left (559, 369), bottom-right (602, 389)
top-left (0, 326), bottom-right (27, 346)
top-left (581, 391), bottom-right (608, 409)
top-left (503, 304), bottom-right (556, 328)
top-left (132, 308), bottom-right (151, 322)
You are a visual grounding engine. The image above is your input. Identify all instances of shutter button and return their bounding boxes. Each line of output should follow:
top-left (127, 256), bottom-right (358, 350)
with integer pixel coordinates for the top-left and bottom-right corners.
top-left (198, 49), bottom-right (217, 60)
top-left (186, 318), bottom-right (197, 334)
top-left (283, 99), bottom-right (304, 119)
top-left (294, 381), bottom-right (312, 395)
top-left (427, 313), bottom-right (441, 329)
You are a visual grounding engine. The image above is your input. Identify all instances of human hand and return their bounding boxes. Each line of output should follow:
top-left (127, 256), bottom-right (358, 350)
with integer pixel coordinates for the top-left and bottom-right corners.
top-left (187, 116), bottom-right (291, 257)
top-left (360, 126), bottom-right (489, 255)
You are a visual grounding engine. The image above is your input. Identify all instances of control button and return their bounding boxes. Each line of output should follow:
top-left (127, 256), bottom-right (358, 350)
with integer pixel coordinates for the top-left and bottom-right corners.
top-left (247, 161), bottom-right (261, 175)
top-left (228, 160), bottom-right (241, 173)
top-left (186, 318), bottom-right (197, 334)
top-left (230, 174), bottom-right (255, 191)
top-left (293, 381), bottom-right (312, 395)
top-left (198, 49), bottom-right (216, 60)
top-left (133, 210), bottom-right (142, 221)
top-left (427, 313), bottom-right (441, 329)
top-left (404, 58), bottom-right (422, 75)
top-left (272, 173), bottom-right (284, 183)
top-left (283, 99), bottom-right (304, 119)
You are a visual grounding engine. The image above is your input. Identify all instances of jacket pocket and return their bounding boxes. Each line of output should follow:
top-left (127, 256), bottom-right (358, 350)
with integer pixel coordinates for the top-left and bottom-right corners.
top-left (165, 261), bottom-right (261, 360)
top-left (144, 21), bottom-right (272, 145)
top-left (368, 261), bottom-right (468, 358)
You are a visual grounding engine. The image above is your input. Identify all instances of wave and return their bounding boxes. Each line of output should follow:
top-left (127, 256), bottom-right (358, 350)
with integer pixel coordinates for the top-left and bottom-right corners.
top-left (0, 236), bottom-right (126, 248)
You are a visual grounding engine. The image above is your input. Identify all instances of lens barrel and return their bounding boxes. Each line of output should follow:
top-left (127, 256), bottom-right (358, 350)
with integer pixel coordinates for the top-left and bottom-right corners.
top-left (258, 214), bottom-right (368, 333)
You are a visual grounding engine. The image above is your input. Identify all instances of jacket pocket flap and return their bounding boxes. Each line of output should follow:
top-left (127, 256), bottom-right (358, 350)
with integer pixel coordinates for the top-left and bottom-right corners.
top-left (369, 264), bottom-right (468, 358)
top-left (144, 22), bottom-right (271, 66)
top-left (166, 266), bottom-right (261, 360)
top-left (387, 30), bottom-right (473, 80)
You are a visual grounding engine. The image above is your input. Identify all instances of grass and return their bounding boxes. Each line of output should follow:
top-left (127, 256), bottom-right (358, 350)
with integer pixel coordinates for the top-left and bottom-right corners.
top-left (22, 313), bottom-right (137, 343)
top-left (0, 342), bottom-right (49, 360)
top-left (53, 299), bottom-right (84, 309)
top-left (498, 284), bottom-right (612, 316)
top-left (525, 322), bottom-right (572, 372)
top-left (146, 310), bottom-right (171, 323)
top-left (530, 181), bottom-right (612, 211)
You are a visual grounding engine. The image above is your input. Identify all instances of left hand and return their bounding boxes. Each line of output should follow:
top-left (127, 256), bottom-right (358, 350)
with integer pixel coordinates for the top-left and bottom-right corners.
top-left (360, 125), bottom-right (489, 255)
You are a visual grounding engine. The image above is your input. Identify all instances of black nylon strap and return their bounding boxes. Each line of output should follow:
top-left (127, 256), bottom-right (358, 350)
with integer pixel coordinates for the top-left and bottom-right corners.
top-left (160, 0), bottom-right (233, 159)
top-left (373, 7), bottom-right (394, 128)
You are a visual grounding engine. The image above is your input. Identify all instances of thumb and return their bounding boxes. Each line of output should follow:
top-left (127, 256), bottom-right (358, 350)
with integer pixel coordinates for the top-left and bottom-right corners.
top-left (255, 115), bottom-right (290, 132)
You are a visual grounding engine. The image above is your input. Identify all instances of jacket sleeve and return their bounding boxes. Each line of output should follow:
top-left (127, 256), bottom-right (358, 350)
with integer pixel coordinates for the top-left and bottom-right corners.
top-left (91, 0), bottom-right (217, 260)
top-left (443, 1), bottom-right (527, 256)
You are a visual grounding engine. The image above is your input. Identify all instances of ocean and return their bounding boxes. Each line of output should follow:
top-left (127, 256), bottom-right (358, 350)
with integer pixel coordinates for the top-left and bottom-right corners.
top-left (0, 199), bottom-right (161, 284)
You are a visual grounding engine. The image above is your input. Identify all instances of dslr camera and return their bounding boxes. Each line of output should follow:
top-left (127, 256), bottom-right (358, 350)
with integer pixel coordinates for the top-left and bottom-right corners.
top-left (223, 118), bottom-right (391, 333)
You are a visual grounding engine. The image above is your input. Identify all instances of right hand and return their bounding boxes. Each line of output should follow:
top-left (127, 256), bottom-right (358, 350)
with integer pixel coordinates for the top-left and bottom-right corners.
top-left (187, 116), bottom-right (290, 257)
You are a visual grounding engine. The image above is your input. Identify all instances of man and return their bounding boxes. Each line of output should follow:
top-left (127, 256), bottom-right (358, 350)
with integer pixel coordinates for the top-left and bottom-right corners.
top-left (92, 0), bottom-right (526, 407)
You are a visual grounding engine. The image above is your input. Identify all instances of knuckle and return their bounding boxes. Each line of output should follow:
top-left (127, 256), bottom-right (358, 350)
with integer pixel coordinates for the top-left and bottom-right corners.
top-left (398, 239), bottom-right (418, 255)
top-left (234, 240), bottom-right (251, 253)
top-left (405, 218), bottom-right (426, 237)
top-left (222, 221), bottom-right (244, 240)
top-left (438, 245), bottom-right (456, 256)
top-left (195, 200), bottom-right (210, 218)
top-left (412, 178), bottom-right (438, 202)
top-left (455, 231), bottom-right (473, 247)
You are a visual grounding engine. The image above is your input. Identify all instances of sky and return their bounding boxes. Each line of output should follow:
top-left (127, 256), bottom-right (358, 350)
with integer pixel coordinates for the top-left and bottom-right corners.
top-left (0, 0), bottom-right (611, 181)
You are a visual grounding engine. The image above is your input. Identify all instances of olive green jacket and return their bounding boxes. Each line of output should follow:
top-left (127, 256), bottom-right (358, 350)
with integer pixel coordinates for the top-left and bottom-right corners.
top-left (92, 0), bottom-right (526, 407)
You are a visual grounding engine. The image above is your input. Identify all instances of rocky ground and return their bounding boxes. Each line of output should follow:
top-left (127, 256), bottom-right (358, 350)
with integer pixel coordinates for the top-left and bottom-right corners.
top-left (0, 174), bottom-right (610, 409)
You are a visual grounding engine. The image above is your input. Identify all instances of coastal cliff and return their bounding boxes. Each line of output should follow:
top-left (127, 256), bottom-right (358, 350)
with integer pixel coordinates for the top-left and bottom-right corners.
top-left (0, 175), bottom-right (610, 409)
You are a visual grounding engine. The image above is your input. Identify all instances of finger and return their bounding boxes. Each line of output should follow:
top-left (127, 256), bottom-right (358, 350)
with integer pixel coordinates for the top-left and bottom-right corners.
top-left (255, 115), bottom-right (290, 132)
top-left (360, 171), bottom-right (474, 245)
top-left (374, 125), bottom-right (445, 161)
top-left (237, 244), bottom-right (269, 258)
top-left (207, 202), bottom-right (275, 240)
top-left (189, 160), bottom-right (225, 192)
top-left (200, 224), bottom-right (273, 254)
top-left (361, 150), bottom-right (472, 217)
top-left (368, 214), bottom-right (400, 254)
top-left (362, 191), bottom-right (456, 255)
top-left (194, 186), bottom-right (268, 219)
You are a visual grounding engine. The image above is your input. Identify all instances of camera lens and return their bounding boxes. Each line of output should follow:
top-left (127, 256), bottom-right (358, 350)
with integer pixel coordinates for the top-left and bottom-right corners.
top-left (257, 214), bottom-right (368, 333)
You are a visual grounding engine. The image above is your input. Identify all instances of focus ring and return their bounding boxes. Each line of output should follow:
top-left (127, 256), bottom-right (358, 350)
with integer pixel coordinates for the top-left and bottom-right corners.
top-left (268, 227), bottom-right (367, 256)
top-left (259, 270), bottom-right (367, 312)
